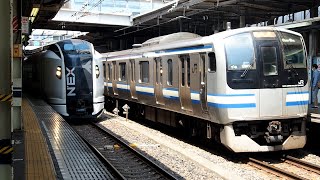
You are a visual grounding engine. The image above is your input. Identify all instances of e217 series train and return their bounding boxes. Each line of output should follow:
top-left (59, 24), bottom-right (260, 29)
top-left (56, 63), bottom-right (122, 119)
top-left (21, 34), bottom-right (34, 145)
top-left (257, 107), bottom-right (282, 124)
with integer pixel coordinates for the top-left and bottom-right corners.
top-left (23, 39), bottom-right (105, 118)
top-left (102, 27), bottom-right (309, 152)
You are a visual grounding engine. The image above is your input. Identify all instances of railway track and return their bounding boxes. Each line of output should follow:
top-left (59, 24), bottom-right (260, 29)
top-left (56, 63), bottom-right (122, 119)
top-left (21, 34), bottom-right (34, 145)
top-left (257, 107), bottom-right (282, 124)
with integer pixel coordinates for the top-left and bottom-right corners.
top-left (248, 155), bottom-right (320, 180)
top-left (71, 122), bottom-right (177, 180)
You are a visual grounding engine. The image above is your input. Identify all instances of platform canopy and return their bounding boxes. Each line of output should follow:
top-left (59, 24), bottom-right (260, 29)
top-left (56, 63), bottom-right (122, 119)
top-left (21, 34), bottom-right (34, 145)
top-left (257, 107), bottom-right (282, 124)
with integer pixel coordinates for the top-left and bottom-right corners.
top-left (24, 0), bottom-right (320, 39)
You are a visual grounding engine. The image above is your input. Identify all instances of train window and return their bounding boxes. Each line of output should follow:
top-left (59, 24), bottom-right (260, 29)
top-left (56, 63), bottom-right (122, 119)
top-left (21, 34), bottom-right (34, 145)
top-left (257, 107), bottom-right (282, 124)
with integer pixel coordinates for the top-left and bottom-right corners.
top-left (187, 57), bottom-right (190, 87)
top-left (160, 59), bottom-right (163, 85)
top-left (225, 33), bottom-right (256, 70)
top-left (48, 45), bottom-right (62, 58)
top-left (181, 58), bottom-right (185, 86)
top-left (140, 61), bottom-right (149, 83)
top-left (130, 60), bottom-right (135, 82)
top-left (167, 59), bottom-right (173, 86)
top-left (112, 62), bottom-right (116, 80)
top-left (103, 63), bottom-right (106, 80)
top-left (261, 47), bottom-right (278, 76)
top-left (201, 54), bottom-right (206, 82)
top-left (119, 63), bottom-right (126, 81)
top-left (279, 32), bottom-right (306, 69)
top-left (155, 59), bottom-right (159, 84)
top-left (208, 52), bottom-right (216, 72)
top-left (108, 63), bottom-right (111, 80)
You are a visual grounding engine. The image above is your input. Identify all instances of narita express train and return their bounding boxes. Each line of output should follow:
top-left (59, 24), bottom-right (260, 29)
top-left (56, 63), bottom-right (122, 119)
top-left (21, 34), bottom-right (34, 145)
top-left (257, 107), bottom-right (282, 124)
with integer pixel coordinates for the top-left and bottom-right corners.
top-left (102, 27), bottom-right (308, 152)
top-left (23, 39), bottom-right (105, 118)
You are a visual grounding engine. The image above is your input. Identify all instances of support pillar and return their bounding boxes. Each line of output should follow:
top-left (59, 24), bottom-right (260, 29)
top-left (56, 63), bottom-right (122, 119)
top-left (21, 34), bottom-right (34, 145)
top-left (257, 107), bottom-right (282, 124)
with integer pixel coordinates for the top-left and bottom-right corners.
top-left (0, 0), bottom-right (13, 179)
top-left (239, 16), bottom-right (245, 28)
top-left (239, 8), bottom-right (245, 28)
top-left (11, 0), bottom-right (22, 131)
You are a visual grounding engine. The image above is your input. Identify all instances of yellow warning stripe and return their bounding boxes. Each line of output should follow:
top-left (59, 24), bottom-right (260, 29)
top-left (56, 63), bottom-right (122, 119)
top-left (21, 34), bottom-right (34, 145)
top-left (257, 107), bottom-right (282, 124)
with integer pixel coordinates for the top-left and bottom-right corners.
top-left (3, 147), bottom-right (13, 154)
top-left (0, 94), bottom-right (12, 102)
top-left (0, 147), bottom-right (9, 153)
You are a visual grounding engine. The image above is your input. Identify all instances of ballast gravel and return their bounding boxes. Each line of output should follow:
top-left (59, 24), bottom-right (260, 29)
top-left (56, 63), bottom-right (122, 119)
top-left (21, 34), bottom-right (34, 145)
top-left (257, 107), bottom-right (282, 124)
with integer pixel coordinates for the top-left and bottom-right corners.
top-left (98, 113), bottom-right (275, 180)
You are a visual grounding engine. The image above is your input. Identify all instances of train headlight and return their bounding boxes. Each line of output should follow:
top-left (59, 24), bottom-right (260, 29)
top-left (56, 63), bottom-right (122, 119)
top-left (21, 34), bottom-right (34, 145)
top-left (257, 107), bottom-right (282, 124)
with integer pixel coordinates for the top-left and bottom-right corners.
top-left (95, 65), bottom-right (100, 78)
top-left (56, 66), bottom-right (62, 79)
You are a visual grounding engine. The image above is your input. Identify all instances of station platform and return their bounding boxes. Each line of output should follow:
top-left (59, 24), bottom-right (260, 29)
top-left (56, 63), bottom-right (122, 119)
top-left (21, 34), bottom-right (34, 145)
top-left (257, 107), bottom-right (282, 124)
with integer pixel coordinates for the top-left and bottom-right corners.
top-left (13, 97), bottom-right (116, 180)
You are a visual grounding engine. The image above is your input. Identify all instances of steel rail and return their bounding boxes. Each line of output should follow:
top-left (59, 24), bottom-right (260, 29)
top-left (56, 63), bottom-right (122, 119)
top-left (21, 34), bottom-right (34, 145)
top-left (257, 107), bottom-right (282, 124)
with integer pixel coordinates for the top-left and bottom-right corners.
top-left (248, 157), bottom-right (307, 180)
top-left (283, 155), bottom-right (320, 175)
top-left (93, 122), bottom-right (178, 180)
top-left (72, 123), bottom-right (126, 180)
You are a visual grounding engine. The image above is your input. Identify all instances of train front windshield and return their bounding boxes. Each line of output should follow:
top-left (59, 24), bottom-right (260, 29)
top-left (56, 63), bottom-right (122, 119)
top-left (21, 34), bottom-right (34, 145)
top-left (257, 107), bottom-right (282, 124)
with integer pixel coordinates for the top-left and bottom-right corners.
top-left (59, 40), bottom-right (94, 115)
top-left (225, 31), bottom-right (307, 89)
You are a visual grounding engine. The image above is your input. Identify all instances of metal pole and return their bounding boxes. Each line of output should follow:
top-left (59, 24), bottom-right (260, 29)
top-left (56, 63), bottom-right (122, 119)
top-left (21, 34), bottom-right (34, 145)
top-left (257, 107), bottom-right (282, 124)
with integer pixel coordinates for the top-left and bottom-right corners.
top-left (0, 0), bottom-right (12, 179)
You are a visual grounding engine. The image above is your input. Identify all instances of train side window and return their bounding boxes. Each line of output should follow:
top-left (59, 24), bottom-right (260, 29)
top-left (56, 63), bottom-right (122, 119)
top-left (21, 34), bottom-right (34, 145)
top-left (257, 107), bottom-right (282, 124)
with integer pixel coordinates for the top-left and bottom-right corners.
top-left (119, 62), bottom-right (126, 81)
top-left (208, 52), bottom-right (216, 72)
top-left (130, 60), bottom-right (135, 82)
top-left (108, 63), bottom-right (111, 80)
top-left (112, 62), bottom-right (116, 80)
top-left (103, 63), bottom-right (106, 80)
top-left (48, 45), bottom-right (62, 58)
top-left (187, 57), bottom-right (190, 87)
top-left (167, 59), bottom-right (173, 86)
top-left (139, 61), bottom-right (149, 83)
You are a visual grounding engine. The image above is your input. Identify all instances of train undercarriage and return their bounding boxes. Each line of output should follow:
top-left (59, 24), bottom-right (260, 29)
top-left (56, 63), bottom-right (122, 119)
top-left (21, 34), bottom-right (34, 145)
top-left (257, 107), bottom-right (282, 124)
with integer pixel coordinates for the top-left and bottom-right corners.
top-left (105, 97), bottom-right (306, 152)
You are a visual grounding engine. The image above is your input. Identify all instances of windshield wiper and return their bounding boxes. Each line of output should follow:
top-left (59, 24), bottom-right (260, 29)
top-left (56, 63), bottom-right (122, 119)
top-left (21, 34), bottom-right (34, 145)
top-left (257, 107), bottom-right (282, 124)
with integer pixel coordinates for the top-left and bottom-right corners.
top-left (240, 62), bottom-right (253, 78)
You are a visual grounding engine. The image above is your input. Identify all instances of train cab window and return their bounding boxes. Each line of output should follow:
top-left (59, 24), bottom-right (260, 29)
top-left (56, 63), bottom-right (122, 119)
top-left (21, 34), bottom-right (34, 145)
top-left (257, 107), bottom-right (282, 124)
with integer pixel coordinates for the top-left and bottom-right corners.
top-left (140, 61), bottom-right (149, 83)
top-left (167, 59), bottom-right (173, 86)
top-left (261, 47), bottom-right (278, 76)
top-left (280, 32), bottom-right (306, 69)
top-left (208, 52), bottom-right (216, 72)
top-left (225, 33), bottom-right (255, 71)
top-left (119, 63), bottom-right (126, 81)
top-left (48, 45), bottom-right (62, 58)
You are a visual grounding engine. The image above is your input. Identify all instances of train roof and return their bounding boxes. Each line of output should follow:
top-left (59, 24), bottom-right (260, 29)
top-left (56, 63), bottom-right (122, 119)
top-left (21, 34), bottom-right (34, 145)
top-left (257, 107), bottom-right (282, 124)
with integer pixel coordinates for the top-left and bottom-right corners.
top-left (102, 27), bottom-right (302, 61)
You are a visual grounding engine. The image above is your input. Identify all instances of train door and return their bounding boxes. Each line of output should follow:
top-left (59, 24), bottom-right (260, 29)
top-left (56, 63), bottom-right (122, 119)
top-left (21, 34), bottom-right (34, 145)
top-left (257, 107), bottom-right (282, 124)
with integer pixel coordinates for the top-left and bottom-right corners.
top-left (112, 61), bottom-right (118, 95)
top-left (179, 55), bottom-right (192, 111)
top-left (200, 53), bottom-right (209, 112)
top-left (154, 57), bottom-right (165, 105)
top-left (129, 59), bottom-right (137, 99)
top-left (106, 62), bottom-right (114, 95)
top-left (257, 40), bottom-right (283, 117)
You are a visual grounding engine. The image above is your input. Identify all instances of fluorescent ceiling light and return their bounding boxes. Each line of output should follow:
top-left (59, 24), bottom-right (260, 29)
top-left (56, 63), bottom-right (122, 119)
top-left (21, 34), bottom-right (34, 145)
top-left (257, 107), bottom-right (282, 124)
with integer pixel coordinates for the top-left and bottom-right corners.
top-left (30, 7), bottom-right (39, 17)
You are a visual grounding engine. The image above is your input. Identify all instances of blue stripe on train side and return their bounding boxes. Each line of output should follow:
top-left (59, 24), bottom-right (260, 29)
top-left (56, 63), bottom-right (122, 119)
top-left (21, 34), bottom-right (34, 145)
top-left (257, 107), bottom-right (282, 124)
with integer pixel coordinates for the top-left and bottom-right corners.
top-left (156, 44), bottom-right (213, 54)
top-left (136, 91), bottom-right (154, 96)
top-left (286, 101), bottom-right (309, 106)
top-left (207, 93), bottom-right (255, 97)
top-left (287, 91), bottom-right (309, 95)
top-left (208, 102), bottom-right (256, 108)
top-left (192, 99), bottom-right (201, 104)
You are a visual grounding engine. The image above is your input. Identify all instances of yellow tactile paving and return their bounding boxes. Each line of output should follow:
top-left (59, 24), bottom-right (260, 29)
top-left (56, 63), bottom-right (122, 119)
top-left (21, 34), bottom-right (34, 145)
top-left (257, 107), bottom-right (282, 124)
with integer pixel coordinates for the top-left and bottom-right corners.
top-left (22, 98), bottom-right (56, 180)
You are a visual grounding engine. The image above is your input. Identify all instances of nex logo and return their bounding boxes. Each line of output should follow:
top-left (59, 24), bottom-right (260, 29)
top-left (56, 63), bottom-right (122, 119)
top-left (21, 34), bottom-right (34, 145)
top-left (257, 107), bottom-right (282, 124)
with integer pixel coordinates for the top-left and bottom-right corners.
top-left (66, 67), bottom-right (76, 96)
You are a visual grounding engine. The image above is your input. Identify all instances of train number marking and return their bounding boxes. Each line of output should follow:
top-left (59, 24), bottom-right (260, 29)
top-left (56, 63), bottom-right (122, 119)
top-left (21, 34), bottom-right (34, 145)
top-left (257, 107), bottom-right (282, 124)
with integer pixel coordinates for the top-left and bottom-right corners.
top-left (66, 67), bottom-right (76, 96)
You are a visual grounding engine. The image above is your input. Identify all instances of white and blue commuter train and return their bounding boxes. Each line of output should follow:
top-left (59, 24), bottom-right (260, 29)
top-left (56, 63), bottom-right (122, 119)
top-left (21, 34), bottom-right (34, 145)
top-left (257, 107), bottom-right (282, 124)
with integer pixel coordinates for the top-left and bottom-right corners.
top-left (102, 27), bottom-right (309, 152)
top-left (23, 39), bottom-right (105, 118)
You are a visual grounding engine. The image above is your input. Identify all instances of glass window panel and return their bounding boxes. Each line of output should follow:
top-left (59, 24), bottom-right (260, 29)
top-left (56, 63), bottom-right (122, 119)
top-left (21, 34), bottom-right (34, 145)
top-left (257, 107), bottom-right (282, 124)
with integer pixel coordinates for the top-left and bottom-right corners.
top-left (140, 61), bottom-right (149, 83)
top-left (262, 47), bottom-right (278, 76)
top-left (119, 63), bottom-right (126, 81)
top-left (167, 59), bottom-right (173, 86)
top-left (225, 33), bottom-right (255, 70)
top-left (280, 32), bottom-right (306, 69)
